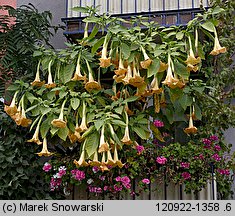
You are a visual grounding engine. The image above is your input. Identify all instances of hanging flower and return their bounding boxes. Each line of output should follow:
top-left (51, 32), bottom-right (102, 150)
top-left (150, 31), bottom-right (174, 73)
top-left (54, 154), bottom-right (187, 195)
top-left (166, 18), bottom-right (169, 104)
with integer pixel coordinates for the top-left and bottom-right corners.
top-left (89, 151), bottom-right (101, 167)
top-left (113, 145), bottom-right (125, 168)
top-left (75, 100), bottom-right (88, 133)
top-left (150, 75), bottom-right (163, 94)
top-left (158, 61), bottom-right (168, 72)
top-left (99, 152), bottom-right (110, 172)
top-left (122, 65), bottom-right (133, 84)
top-left (114, 56), bottom-right (127, 75)
top-left (4, 91), bottom-right (18, 117)
top-left (85, 60), bottom-right (101, 92)
top-left (71, 53), bottom-right (87, 81)
top-left (27, 115), bottom-right (44, 145)
top-left (129, 62), bottom-right (145, 87)
top-left (99, 34), bottom-right (111, 68)
top-left (36, 137), bottom-right (53, 157)
top-left (106, 149), bottom-right (115, 166)
top-left (74, 150), bottom-right (89, 167)
top-left (184, 108), bottom-right (197, 134)
top-left (140, 46), bottom-right (152, 69)
top-left (121, 110), bottom-right (133, 145)
top-left (98, 125), bottom-right (109, 153)
top-left (210, 28), bottom-right (227, 55)
top-left (51, 99), bottom-right (67, 128)
top-left (68, 130), bottom-right (80, 143)
top-left (45, 60), bottom-right (56, 88)
top-left (31, 60), bottom-right (45, 87)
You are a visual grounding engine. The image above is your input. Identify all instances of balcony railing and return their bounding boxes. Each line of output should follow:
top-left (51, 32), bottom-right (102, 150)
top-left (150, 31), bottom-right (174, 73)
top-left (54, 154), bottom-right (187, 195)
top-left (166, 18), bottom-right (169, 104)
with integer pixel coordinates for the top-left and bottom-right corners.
top-left (62, 0), bottom-right (210, 37)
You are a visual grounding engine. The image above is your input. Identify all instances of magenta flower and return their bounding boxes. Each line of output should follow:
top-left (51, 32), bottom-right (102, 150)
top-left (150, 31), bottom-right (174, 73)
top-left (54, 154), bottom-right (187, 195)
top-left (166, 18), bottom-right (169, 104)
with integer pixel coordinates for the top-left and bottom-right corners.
top-left (217, 169), bottom-right (230, 176)
top-left (43, 162), bottom-right (52, 172)
top-left (114, 184), bottom-right (123, 192)
top-left (214, 145), bottom-right (221, 151)
top-left (202, 138), bottom-right (212, 145)
top-left (99, 175), bottom-right (106, 181)
top-left (156, 156), bottom-right (167, 164)
top-left (153, 119), bottom-right (164, 127)
top-left (92, 166), bottom-right (99, 173)
top-left (57, 166), bottom-right (66, 177)
top-left (115, 176), bottom-right (122, 182)
top-left (71, 169), bottom-right (85, 181)
top-left (50, 177), bottom-right (62, 191)
top-left (212, 153), bottom-right (221, 161)
top-left (142, 178), bottom-right (150, 184)
top-left (180, 162), bottom-right (190, 169)
top-left (136, 145), bottom-right (145, 154)
top-left (182, 172), bottom-right (191, 180)
top-left (209, 135), bottom-right (219, 141)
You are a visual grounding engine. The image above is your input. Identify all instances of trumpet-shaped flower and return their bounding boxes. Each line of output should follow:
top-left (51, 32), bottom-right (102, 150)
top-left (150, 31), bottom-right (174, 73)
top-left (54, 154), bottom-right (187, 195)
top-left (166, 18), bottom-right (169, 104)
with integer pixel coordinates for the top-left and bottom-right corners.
top-left (122, 65), bottom-right (133, 85)
top-left (121, 111), bottom-right (132, 145)
top-left (150, 75), bottom-right (163, 94)
top-left (114, 57), bottom-right (127, 75)
top-left (98, 126), bottom-right (109, 153)
top-left (158, 61), bottom-right (168, 72)
top-left (184, 114), bottom-right (197, 134)
top-left (45, 60), bottom-right (56, 89)
top-left (89, 151), bottom-right (101, 167)
top-left (210, 29), bottom-right (227, 55)
top-left (99, 152), bottom-right (110, 172)
top-left (31, 60), bottom-right (45, 87)
top-left (27, 115), bottom-right (43, 145)
top-left (4, 91), bottom-right (18, 117)
top-left (113, 145), bottom-right (125, 168)
top-left (36, 137), bottom-right (53, 157)
top-left (51, 100), bottom-right (67, 128)
top-left (71, 54), bottom-right (87, 81)
top-left (106, 149), bottom-right (115, 166)
top-left (76, 101), bottom-right (88, 133)
top-left (68, 130), bottom-right (80, 143)
top-left (99, 34), bottom-right (111, 68)
top-left (74, 150), bottom-right (89, 167)
top-left (85, 60), bottom-right (101, 92)
top-left (140, 46), bottom-right (152, 69)
top-left (129, 63), bottom-right (145, 87)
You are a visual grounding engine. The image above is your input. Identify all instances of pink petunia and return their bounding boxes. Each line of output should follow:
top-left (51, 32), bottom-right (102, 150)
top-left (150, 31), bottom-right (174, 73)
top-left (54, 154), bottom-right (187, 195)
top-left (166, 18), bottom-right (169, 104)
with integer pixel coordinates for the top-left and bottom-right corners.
top-left (156, 156), bottom-right (167, 164)
top-left (142, 178), bottom-right (150, 184)
top-left (43, 162), bottom-right (52, 172)
top-left (182, 172), bottom-right (191, 180)
top-left (180, 162), bottom-right (190, 169)
top-left (153, 120), bottom-right (164, 128)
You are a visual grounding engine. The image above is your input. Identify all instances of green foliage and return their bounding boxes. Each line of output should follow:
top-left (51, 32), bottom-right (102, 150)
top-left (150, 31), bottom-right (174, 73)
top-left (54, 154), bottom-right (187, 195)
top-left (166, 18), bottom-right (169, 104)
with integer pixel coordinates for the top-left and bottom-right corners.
top-left (0, 110), bottom-right (62, 199)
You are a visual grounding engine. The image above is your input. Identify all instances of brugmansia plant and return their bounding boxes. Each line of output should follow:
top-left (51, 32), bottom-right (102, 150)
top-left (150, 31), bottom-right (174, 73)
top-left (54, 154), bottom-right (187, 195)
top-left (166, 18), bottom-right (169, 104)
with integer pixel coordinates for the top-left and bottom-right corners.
top-left (4, 4), bottom-right (235, 197)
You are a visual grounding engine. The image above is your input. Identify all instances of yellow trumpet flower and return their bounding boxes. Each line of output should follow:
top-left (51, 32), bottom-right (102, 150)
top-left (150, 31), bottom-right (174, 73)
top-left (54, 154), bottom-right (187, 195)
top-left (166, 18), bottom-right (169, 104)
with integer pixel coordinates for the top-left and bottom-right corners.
top-left (27, 115), bottom-right (44, 145)
top-left (158, 61), bottom-right (168, 72)
top-left (98, 125), bottom-right (109, 153)
top-left (185, 36), bottom-right (201, 67)
top-left (210, 28), bottom-right (227, 56)
top-left (71, 54), bottom-right (87, 81)
top-left (51, 100), bottom-right (67, 128)
top-left (121, 110), bottom-right (132, 145)
top-left (150, 75), bottom-right (163, 94)
top-left (140, 46), bottom-right (152, 69)
top-left (4, 91), bottom-right (18, 117)
top-left (89, 151), bottom-right (101, 167)
top-left (74, 150), bottom-right (89, 167)
top-left (184, 107), bottom-right (197, 134)
top-left (99, 152), bottom-right (110, 172)
top-left (129, 62), bottom-right (145, 87)
top-left (114, 56), bottom-right (127, 76)
top-left (85, 60), bottom-right (101, 92)
top-left (36, 137), bottom-right (53, 157)
top-left (45, 60), bottom-right (56, 89)
top-left (75, 101), bottom-right (88, 133)
top-left (31, 60), bottom-right (45, 87)
top-left (106, 149), bottom-right (115, 166)
top-left (99, 34), bottom-right (111, 68)
top-left (113, 145), bottom-right (125, 168)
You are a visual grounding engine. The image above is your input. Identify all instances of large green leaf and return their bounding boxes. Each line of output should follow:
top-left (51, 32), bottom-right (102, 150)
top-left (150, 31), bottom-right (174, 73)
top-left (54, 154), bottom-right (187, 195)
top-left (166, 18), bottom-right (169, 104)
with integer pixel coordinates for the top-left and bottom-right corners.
top-left (178, 94), bottom-right (193, 110)
top-left (147, 58), bottom-right (160, 78)
top-left (200, 21), bottom-right (215, 33)
top-left (91, 37), bottom-right (105, 54)
top-left (174, 61), bottom-right (189, 79)
top-left (133, 127), bottom-right (150, 140)
top-left (121, 43), bottom-right (131, 59)
top-left (57, 126), bottom-right (69, 141)
top-left (60, 64), bottom-right (75, 83)
top-left (70, 98), bottom-right (80, 110)
top-left (85, 131), bottom-right (99, 157)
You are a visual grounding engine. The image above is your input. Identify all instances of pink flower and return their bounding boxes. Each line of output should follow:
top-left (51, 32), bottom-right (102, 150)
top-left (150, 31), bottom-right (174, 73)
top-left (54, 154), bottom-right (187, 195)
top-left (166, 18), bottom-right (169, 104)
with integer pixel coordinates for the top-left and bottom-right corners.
top-left (182, 172), bottom-right (191, 180)
top-left (92, 166), bottom-right (99, 173)
top-left (71, 169), bottom-right (85, 181)
top-left (142, 178), bottom-right (150, 184)
top-left (156, 156), bottom-right (167, 164)
top-left (99, 176), bottom-right (106, 181)
top-left (136, 145), bottom-right (145, 154)
top-left (217, 169), bottom-right (230, 176)
top-left (43, 162), bottom-right (52, 172)
top-left (199, 154), bottom-right (204, 160)
top-left (212, 153), bottom-right (221, 161)
top-left (89, 186), bottom-right (102, 193)
top-left (214, 145), bottom-right (221, 151)
top-left (153, 120), bottom-right (164, 127)
top-left (209, 135), bottom-right (219, 141)
top-left (50, 177), bottom-right (62, 191)
top-left (103, 186), bottom-right (109, 191)
top-left (57, 166), bottom-right (66, 177)
top-left (202, 138), bottom-right (212, 145)
top-left (180, 162), bottom-right (190, 169)
top-left (114, 184), bottom-right (123, 192)
top-left (115, 176), bottom-right (122, 182)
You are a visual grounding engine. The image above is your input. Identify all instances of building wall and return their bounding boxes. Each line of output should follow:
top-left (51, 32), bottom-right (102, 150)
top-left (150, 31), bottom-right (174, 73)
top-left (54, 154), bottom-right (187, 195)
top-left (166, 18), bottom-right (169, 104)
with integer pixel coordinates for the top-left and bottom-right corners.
top-left (17, 0), bottom-right (66, 49)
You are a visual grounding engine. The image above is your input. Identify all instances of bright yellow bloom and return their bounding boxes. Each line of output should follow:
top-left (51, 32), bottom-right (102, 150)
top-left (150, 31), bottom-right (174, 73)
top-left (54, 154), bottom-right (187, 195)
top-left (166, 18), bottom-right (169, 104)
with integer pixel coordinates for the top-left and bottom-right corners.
top-left (71, 54), bottom-right (87, 81)
top-left (75, 101), bottom-right (88, 133)
top-left (51, 100), bottom-right (67, 128)
top-left (45, 60), bottom-right (56, 89)
top-left (121, 111), bottom-right (132, 145)
top-left (98, 125), bottom-right (109, 153)
top-left (184, 114), bottom-right (197, 134)
top-left (89, 151), bottom-right (101, 167)
top-left (31, 60), bottom-right (45, 87)
top-left (210, 29), bottom-right (227, 55)
top-left (4, 91), bottom-right (18, 117)
top-left (140, 46), bottom-right (152, 69)
top-left (113, 145), bottom-right (125, 168)
top-left (74, 150), bottom-right (89, 167)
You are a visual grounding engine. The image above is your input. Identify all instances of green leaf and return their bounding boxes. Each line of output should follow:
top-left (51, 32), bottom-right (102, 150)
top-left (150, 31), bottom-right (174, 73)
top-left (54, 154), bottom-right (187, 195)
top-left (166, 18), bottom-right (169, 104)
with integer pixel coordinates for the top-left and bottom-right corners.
top-left (176, 32), bottom-right (184, 40)
top-left (72, 6), bottom-right (89, 13)
top-left (212, 6), bottom-right (225, 15)
top-left (111, 119), bottom-right (126, 127)
top-left (194, 104), bottom-right (202, 120)
top-left (33, 50), bottom-right (42, 57)
top-left (57, 126), bottom-right (69, 141)
top-left (178, 94), bottom-right (193, 110)
top-left (85, 131), bottom-right (99, 157)
top-left (60, 64), bottom-right (75, 83)
top-left (114, 106), bottom-right (124, 115)
top-left (88, 25), bottom-right (99, 40)
top-left (121, 43), bottom-right (130, 59)
top-left (91, 37), bottom-right (105, 54)
top-left (94, 120), bottom-right (104, 131)
top-left (133, 127), bottom-right (150, 139)
top-left (174, 61), bottom-right (189, 79)
top-left (25, 92), bottom-right (36, 104)
top-left (70, 98), bottom-right (80, 110)
top-left (200, 21), bottom-right (215, 33)
top-left (123, 96), bottom-right (139, 103)
top-left (147, 58), bottom-right (160, 78)
top-left (150, 123), bottom-right (164, 142)
top-left (40, 106), bottom-right (51, 115)
top-left (40, 119), bottom-right (51, 138)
